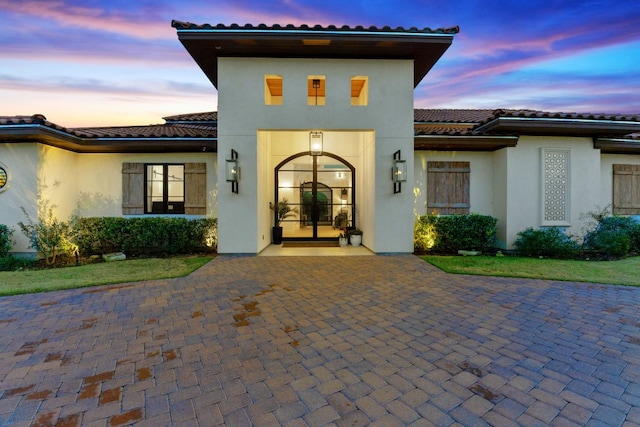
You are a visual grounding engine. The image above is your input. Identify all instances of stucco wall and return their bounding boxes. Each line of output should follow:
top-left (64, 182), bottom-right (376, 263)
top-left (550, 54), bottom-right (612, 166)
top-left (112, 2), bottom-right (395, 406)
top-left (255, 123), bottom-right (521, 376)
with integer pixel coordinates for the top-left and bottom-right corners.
top-left (0, 143), bottom-right (38, 253)
top-left (2, 145), bottom-right (217, 255)
top-left (414, 136), bottom-right (610, 250)
top-left (504, 136), bottom-right (601, 247)
top-left (218, 57), bottom-right (414, 253)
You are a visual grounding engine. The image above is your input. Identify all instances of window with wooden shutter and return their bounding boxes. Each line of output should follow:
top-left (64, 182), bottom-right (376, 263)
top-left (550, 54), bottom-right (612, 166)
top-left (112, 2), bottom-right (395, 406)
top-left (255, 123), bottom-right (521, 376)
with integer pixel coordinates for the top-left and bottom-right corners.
top-left (613, 164), bottom-right (640, 215)
top-left (185, 163), bottom-right (207, 215)
top-left (427, 161), bottom-right (470, 215)
top-left (122, 162), bottom-right (144, 215)
top-left (122, 162), bottom-right (206, 215)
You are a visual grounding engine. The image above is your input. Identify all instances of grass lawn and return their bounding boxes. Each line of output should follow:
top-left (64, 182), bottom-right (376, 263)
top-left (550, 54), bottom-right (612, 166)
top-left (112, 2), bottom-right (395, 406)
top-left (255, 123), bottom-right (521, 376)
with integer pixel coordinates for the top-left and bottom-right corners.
top-left (0, 255), bottom-right (214, 297)
top-left (422, 255), bottom-right (640, 286)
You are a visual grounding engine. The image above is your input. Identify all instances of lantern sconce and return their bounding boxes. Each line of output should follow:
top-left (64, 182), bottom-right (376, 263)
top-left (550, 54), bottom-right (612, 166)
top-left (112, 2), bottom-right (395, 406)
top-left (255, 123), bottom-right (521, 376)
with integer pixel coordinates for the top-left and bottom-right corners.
top-left (226, 149), bottom-right (239, 194)
top-left (309, 131), bottom-right (323, 156)
top-left (392, 150), bottom-right (406, 194)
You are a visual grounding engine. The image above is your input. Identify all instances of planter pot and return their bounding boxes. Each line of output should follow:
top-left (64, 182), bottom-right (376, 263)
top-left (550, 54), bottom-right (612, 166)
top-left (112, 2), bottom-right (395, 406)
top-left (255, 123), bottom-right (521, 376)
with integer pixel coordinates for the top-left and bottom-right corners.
top-left (350, 234), bottom-right (362, 247)
top-left (272, 226), bottom-right (283, 244)
top-left (339, 237), bottom-right (348, 247)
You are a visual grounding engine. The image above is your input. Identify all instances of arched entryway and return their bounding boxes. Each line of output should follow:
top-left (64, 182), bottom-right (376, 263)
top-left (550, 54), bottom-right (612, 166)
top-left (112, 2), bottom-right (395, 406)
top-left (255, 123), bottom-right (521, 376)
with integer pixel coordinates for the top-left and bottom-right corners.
top-left (275, 152), bottom-right (355, 240)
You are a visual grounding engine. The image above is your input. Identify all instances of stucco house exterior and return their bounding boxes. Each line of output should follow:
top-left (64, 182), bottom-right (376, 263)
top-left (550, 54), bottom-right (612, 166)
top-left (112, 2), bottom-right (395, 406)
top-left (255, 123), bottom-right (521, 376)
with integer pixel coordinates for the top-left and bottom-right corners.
top-left (1, 22), bottom-right (639, 256)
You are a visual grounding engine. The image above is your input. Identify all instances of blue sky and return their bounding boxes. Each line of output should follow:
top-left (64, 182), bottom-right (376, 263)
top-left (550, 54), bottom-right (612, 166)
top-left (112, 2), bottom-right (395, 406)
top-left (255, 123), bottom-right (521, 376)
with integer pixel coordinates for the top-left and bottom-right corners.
top-left (1, 0), bottom-right (639, 127)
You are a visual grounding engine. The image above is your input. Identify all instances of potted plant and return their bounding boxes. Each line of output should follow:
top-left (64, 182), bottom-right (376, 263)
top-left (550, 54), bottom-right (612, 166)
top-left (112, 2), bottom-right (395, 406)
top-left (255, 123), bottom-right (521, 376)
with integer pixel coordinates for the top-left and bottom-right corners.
top-left (348, 228), bottom-right (363, 246)
top-left (338, 230), bottom-right (348, 247)
top-left (271, 199), bottom-right (298, 244)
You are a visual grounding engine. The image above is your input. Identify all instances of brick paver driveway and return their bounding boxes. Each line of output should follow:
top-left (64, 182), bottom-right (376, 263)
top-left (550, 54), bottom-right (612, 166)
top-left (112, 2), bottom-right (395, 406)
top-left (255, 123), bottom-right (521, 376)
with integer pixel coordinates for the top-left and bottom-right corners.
top-left (1, 255), bottom-right (639, 426)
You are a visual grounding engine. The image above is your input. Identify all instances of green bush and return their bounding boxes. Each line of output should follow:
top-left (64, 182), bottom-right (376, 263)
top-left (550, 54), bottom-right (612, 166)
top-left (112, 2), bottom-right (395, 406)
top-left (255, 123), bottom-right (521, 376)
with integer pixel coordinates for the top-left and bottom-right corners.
top-left (74, 217), bottom-right (217, 256)
top-left (414, 214), bottom-right (497, 254)
top-left (0, 255), bottom-right (34, 271)
top-left (514, 227), bottom-right (580, 259)
top-left (0, 224), bottom-right (12, 257)
top-left (18, 204), bottom-right (77, 265)
top-left (583, 216), bottom-right (638, 258)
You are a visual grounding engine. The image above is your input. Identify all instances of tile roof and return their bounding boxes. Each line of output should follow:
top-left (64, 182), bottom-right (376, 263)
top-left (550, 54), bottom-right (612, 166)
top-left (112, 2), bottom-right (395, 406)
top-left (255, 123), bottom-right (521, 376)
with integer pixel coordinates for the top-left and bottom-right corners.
top-left (414, 109), bottom-right (494, 123)
top-left (0, 114), bottom-right (216, 139)
top-left (163, 112), bottom-right (217, 123)
top-left (171, 22), bottom-right (460, 35)
top-left (478, 109), bottom-right (640, 125)
top-left (172, 22), bottom-right (458, 88)
top-left (2, 110), bottom-right (639, 154)
top-left (71, 123), bottom-right (217, 138)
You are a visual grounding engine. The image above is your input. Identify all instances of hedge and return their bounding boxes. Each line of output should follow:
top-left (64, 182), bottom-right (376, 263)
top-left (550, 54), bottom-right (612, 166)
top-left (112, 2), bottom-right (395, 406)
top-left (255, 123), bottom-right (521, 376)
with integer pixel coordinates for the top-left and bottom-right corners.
top-left (415, 214), bottom-right (497, 254)
top-left (74, 217), bottom-right (217, 256)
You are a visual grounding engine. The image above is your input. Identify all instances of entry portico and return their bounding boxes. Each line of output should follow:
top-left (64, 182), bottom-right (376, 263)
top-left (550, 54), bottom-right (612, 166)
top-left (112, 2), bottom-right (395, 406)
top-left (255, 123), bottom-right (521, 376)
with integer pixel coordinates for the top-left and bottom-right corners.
top-left (173, 22), bottom-right (458, 253)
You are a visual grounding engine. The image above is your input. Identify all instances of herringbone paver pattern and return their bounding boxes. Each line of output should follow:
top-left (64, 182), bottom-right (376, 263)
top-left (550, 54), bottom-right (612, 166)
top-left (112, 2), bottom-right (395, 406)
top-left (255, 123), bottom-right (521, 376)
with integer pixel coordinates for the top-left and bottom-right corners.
top-left (0, 255), bottom-right (639, 426)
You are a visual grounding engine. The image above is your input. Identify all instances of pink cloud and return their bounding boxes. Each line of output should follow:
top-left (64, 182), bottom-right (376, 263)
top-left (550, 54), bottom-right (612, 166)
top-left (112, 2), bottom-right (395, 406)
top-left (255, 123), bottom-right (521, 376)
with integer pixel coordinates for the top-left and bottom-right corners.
top-left (1, 0), bottom-right (173, 40)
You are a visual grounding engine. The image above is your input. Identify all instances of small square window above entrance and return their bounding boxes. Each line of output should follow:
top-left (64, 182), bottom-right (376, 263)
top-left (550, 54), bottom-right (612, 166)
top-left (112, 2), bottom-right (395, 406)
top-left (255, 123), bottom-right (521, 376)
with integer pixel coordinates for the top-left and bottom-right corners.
top-left (351, 76), bottom-right (368, 106)
top-left (308, 76), bottom-right (325, 106)
top-left (265, 75), bottom-right (283, 105)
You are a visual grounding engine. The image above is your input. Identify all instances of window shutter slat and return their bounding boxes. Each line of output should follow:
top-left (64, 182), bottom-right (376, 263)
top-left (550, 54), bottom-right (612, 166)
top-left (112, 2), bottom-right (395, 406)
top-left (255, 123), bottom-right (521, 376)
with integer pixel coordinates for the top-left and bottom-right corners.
top-left (122, 163), bottom-right (144, 215)
top-left (613, 164), bottom-right (640, 215)
top-left (185, 162), bottom-right (207, 215)
top-left (427, 161), bottom-right (470, 215)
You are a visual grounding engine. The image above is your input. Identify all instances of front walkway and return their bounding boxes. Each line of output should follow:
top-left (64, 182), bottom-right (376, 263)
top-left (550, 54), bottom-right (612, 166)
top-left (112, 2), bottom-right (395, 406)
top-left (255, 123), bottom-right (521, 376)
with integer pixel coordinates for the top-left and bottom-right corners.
top-left (0, 255), bottom-right (639, 426)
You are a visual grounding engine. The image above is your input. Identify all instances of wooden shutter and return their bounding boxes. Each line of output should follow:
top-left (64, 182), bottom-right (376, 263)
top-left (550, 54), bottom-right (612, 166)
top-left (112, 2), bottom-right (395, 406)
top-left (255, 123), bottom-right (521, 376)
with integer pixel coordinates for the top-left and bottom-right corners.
top-left (185, 162), bottom-right (207, 215)
top-left (427, 161), bottom-right (470, 214)
top-left (122, 163), bottom-right (144, 215)
top-left (613, 164), bottom-right (640, 215)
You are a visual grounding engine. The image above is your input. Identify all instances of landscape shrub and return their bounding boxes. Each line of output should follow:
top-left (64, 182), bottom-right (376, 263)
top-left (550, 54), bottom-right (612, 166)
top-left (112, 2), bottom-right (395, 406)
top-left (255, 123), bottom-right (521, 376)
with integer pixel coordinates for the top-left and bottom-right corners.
top-left (0, 255), bottom-right (33, 271)
top-left (514, 227), bottom-right (580, 259)
top-left (415, 214), bottom-right (497, 254)
top-left (0, 224), bottom-right (12, 258)
top-left (75, 217), bottom-right (217, 256)
top-left (583, 216), bottom-right (638, 259)
top-left (18, 205), bottom-right (77, 265)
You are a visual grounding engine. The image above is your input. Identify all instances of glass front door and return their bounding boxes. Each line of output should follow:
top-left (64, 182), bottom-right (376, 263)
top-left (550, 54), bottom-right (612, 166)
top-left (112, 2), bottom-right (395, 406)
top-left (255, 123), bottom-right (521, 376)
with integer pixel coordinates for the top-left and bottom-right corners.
top-left (275, 153), bottom-right (354, 240)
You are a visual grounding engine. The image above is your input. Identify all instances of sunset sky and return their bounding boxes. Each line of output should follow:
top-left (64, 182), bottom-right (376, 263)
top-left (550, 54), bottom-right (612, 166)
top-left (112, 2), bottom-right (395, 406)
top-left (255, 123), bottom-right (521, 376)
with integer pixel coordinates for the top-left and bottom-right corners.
top-left (1, 0), bottom-right (639, 127)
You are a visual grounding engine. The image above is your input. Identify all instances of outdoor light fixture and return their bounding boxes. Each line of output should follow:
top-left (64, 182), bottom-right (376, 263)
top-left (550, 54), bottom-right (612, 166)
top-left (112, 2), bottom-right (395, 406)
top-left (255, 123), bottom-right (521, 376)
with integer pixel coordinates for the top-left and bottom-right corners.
top-left (309, 131), bottom-right (323, 155)
top-left (392, 150), bottom-right (406, 194)
top-left (312, 78), bottom-right (321, 105)
top-left (226, 149), bottom-right (239, 194)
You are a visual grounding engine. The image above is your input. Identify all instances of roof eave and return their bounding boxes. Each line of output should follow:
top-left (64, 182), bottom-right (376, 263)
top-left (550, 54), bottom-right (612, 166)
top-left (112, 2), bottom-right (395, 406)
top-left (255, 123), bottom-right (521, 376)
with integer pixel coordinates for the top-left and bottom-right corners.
top-left (414, 135), bottom-right (519, 151)
top-left (594, 137), bottom-right (640, 154)
top-left (172, 22), bottom-right (456, 88)
top-left (476, 117), bottom-right (640, 136)
top-left (0, 125), bottom-right (217, 153)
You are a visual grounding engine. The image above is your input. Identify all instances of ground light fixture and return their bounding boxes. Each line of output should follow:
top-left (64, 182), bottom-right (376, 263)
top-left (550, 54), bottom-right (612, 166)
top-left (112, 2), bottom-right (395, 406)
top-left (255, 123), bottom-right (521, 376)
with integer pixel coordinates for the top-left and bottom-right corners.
top-left (310, 131), bottom-right (323, 155)
top-left (392, 149), bottom-right (406, 194)
top-left (226, 149), bottom-right (239, 194)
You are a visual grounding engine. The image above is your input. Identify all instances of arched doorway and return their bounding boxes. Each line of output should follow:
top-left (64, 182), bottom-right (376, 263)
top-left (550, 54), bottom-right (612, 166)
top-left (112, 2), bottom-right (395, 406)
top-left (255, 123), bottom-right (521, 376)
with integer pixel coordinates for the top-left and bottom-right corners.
top-left (275, 152), bottom-right (355, 240)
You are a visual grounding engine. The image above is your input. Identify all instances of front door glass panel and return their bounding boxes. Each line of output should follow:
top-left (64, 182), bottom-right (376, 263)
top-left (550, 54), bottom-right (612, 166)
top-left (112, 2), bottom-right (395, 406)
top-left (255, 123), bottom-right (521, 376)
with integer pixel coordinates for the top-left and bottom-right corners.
top-left (276, 154), bottom-right (353, 240)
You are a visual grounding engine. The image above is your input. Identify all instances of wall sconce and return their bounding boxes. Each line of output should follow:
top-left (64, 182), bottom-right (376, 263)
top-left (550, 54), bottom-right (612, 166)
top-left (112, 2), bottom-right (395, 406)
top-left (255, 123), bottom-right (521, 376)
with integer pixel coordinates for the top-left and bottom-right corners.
top-left (309, 131), bottom-right (323, 156)
top-left (226, 149), bottom-right (239, 194)
top-left (392, 150), bottom-right (406, 194)
top-left (341, 188), bottom-right (348, 201)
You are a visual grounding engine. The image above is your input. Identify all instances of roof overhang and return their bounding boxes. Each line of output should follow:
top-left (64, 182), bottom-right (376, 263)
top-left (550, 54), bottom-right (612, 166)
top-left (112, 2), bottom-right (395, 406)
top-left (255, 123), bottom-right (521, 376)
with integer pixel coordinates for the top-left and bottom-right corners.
top-left (171, 21), bottom-right (458, 88)
top-left (594, 137), bottom-right (640, 154)
top-left (475, 116), bottom-right (640, 136)
top-left (414, 135), bottom-right (519, 151)
top-left (0, 125), bottom-right (217, 153)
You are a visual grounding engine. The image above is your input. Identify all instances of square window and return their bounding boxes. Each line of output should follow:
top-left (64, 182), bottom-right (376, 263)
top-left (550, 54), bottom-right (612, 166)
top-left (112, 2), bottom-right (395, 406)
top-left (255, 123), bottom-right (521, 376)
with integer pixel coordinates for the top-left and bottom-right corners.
top-left (351, 76), bottom-right (368, 106)
top-left (265, 75), bottom-right (283, 105)
top-left (308, 76), bottom-right (326, 106)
